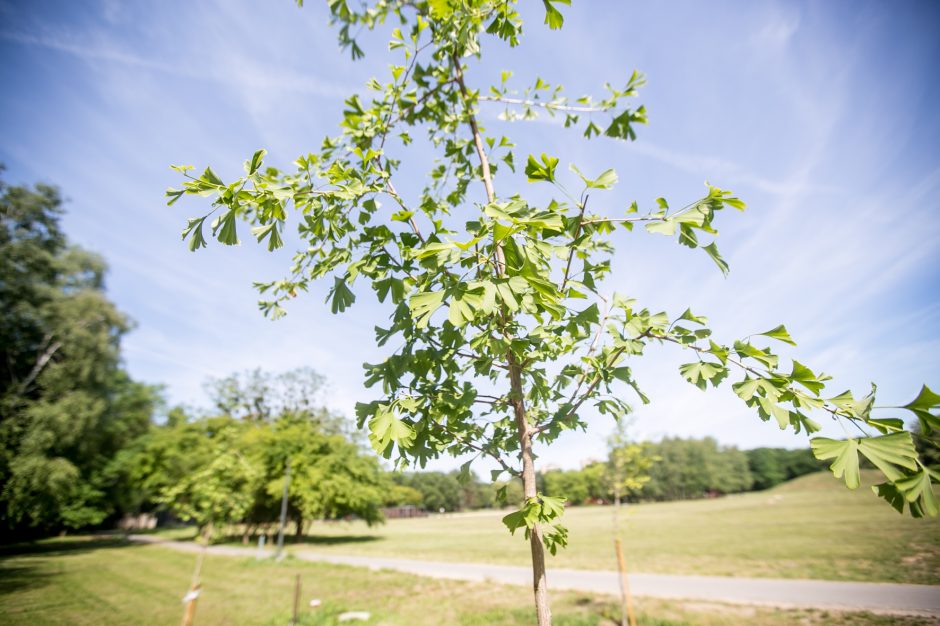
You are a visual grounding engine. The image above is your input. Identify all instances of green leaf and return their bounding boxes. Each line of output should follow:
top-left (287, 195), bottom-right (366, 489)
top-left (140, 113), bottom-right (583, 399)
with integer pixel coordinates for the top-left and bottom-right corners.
top-left (201, 166), bottom-right (224, 187)
top-left (789, 360), bottom-right (824, 394)
top-left (829, 388), bottom-right (876, 420)
top-left (251, 223), bottom-right (284, 251)
top-left (894, 469), bottom-right (939, 517)
top-left (181, 217), bottom-right (207, 252)
top-left (857, 433), bottom-right (918, 482)
top-left (368, 405), bottom-right (415, 455)
top-left (213, 210), bottom-right (239, 246)
top-left (708, 340), bottom-right (729, 365)
top-left (539, 494), bottom-right (566, 520)
top-left (375, 277), bottom-right (405, 304)
top-left (541, 0), bottom-right (570, 30)
top-left (758, 324), bottom-right (797, 346)
top-left (166, 188), bottom-right (185, 205)
top-left (702, 242), bottom-right (729, 275)
top-left (570, 164), bottom-right (617, 190)
top-left (645, 219), bottom-right (675, 236)
top-left (414, 241), bottom-right (456, 260)
top-left (327, 277), bottom-right (355, 314)
top-left (525, 153), bottom-right (559, 183)
top-left (409, 290), bottom-right (446, 328)
top-left (901, 385), bottom-right (940, 433)
top-left (867, 418), bottom-right (905, 434)
top-left (246, 148), bottom-right (267, 175)
top-left (448, 293), bottom-right (476, 327)
top-left (502, 509), bottom-right (528, 534)
top-left (591, 169), bottom-right (618, 190)
top-left (679, 361), bottom-right (726, 391)
top-left (871, 482), bottom-right (906, 515)
top-left (678, 308), bottom-right (708, 326)
top-left (810, 437), bottom-right (860, 489)
top-left (428, 0), bottom-right (456, 19)
top-left (733, 341), bottom-right (779, 370)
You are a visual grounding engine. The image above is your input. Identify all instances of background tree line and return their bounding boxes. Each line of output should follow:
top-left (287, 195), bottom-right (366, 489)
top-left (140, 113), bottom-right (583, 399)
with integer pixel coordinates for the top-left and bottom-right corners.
top-left (541, 438), bottom-right (827, 506)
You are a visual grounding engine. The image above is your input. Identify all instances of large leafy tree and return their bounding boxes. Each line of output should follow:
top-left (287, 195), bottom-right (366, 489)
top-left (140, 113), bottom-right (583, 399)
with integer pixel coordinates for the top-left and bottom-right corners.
top-left (167, 2), bottom-right (939, 623)
top-left (248, 412), bottom-right (386, 534)
top-left (120, 376), bottom-right (386, 535)
top-left (0, 172), bottom-right (157, 535)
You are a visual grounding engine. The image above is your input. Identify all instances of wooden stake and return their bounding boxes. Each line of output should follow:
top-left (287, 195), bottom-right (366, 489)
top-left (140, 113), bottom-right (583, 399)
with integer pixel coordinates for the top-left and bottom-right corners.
top-left (614, 538), bottom-right (637, 626)
top-left (181, 526), bottom-right (209, 626)
top-left (180, 584), bottom-right (200, 626)
top-left (289, 574), bottom-right (301, 626)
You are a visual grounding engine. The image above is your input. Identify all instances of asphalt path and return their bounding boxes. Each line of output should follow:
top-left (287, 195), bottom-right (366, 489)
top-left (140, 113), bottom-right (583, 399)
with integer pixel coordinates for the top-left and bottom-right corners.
top-left (129, 535), bottom-right (940, 616)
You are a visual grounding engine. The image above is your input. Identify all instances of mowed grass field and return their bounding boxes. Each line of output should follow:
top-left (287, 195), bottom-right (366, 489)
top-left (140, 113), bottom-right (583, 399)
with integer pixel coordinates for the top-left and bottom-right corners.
top-left (243, 472), bottom-right (939, 585)
top-left (0, 537), bottom-right (934, 626)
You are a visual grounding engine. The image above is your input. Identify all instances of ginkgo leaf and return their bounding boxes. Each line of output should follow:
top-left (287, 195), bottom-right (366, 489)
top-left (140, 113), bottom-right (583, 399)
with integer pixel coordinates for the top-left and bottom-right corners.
top-left (857, 432), bottom-right (918, 482)
top-left (894, 469), bottom-right (940, 517)
top-left (702, 242), bottom-right (729, 275)
top-left (368, 406), bottom-right (415, 455)
top-left (327, 277), bottom-right (355, 314)
top-left (679, 361), bottom-right (726, 391)
top-left (758, 324), bottom-right (796, 346)
top-left (810, 437), bottom-right (860, 489)
top-left (409, 290), bottom-right (445, 328)
top-left (902, 385), bottom-right (940, 433)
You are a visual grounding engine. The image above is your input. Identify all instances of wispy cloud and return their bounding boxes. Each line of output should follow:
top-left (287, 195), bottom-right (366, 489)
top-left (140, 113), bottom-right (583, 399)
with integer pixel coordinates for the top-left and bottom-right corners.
top-left (751, 10), bottom-right (801, 48)
top-left (0, 29), bottom-right (352, 98)
top-left (626, 140), bottom-right (837, 197)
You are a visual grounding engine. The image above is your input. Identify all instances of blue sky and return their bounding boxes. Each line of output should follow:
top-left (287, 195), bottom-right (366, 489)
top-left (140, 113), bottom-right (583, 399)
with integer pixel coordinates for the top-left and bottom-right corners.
top-left (2, 0), bottom-right (938, 472)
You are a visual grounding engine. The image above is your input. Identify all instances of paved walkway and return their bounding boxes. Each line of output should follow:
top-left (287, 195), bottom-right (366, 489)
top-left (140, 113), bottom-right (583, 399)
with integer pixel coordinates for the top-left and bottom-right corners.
top-left (129, 535), bottom-right (940, 616)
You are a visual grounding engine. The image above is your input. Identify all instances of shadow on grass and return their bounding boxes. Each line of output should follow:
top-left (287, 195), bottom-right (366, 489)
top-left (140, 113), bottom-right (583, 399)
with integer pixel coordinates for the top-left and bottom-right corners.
top-left (0, 536), bottom-right (133, 559)
top-left (0, 563), bottom-right (56, 597)
top-left (0, 536), bottom-right (135, 599)
top-left (214, 533), bottom-right (381, 547)
top-left (288, 534), bottom-right (380, 546)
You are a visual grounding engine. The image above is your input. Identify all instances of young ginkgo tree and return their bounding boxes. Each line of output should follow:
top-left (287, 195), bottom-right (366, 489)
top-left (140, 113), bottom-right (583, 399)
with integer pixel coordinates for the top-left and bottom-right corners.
top-left (167, 1), bottom-right (939, 624)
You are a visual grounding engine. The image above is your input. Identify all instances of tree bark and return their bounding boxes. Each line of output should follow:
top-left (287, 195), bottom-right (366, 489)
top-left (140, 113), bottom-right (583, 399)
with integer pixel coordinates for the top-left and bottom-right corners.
top-left (510, 355), bottom-right (552, 626)
top-left (453, 51), bottom-right (552, 626)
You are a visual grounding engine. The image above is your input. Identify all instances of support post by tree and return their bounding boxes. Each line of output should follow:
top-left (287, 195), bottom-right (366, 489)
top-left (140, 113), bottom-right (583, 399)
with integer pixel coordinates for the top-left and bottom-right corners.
top-left (167, 2), bottom-right (939, 624)
top-left (276, 459), bottom-right (291, 560)
top-left (289, 574), bottom-right (301, 626)
top-left (181, 524), bottom-right (211, 626)
top-left (607, 422), bottom-right (652, 626)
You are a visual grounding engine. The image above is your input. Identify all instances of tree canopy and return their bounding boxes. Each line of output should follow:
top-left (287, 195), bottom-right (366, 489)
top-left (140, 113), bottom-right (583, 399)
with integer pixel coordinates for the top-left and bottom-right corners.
top-left (116, 381), bottom-right (387, 536)
top-left (0, 172), bottom-right (158, 535)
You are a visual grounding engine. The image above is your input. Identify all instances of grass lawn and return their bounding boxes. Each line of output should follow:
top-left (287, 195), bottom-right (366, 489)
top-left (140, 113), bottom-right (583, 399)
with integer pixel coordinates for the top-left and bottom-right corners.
top-left (202, 471), bottom-right (939, 585)
top-left (0, 536), bottom-right (934, 626)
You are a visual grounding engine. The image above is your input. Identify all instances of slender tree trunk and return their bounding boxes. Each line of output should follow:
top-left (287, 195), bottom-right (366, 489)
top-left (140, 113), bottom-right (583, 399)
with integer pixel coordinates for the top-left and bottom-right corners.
top-left (511, 355), bottom-right (552, 626)
top-left (453, 52), bottom-right (552, 625)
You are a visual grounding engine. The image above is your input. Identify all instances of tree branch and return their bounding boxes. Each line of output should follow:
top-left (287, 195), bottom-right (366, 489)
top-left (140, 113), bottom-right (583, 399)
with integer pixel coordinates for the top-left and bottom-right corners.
top-left (561, 197), bottom-right (588, 293)
top-left (17, 334), bottom-right (62, 395)
top-left (479, 95), bottom-right (610, 114)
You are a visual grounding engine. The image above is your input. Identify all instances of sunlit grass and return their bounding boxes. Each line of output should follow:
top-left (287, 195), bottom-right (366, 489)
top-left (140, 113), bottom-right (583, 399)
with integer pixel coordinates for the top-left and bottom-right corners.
top-left (259, 471), bottom-right (940, 584)
top-left (1, 537), bottom-right (933, 626)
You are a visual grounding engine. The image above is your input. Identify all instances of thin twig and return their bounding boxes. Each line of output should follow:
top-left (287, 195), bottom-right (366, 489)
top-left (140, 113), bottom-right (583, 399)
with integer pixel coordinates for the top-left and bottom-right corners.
top-left (479, 95), bottom-right (610, 114)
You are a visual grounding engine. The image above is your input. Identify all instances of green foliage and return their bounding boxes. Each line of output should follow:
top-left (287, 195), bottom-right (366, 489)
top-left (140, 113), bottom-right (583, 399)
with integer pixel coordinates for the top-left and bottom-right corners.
top-left (0, 174), bottom-right (158, 534)
top-left (391, 470), bottom-right (463, 512)
top-left (167, 2), bottom-right (937, 620)
top-left (642, 438), bottom-right (752, 501)
top-left (122, 380), bottom-right (388, 532)
top-left (606, 423), bottom-right (659, 501)
top-left (745, 446), bottom-right (825, 490)
top-left (502, 493), bottom-right (569, 555)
